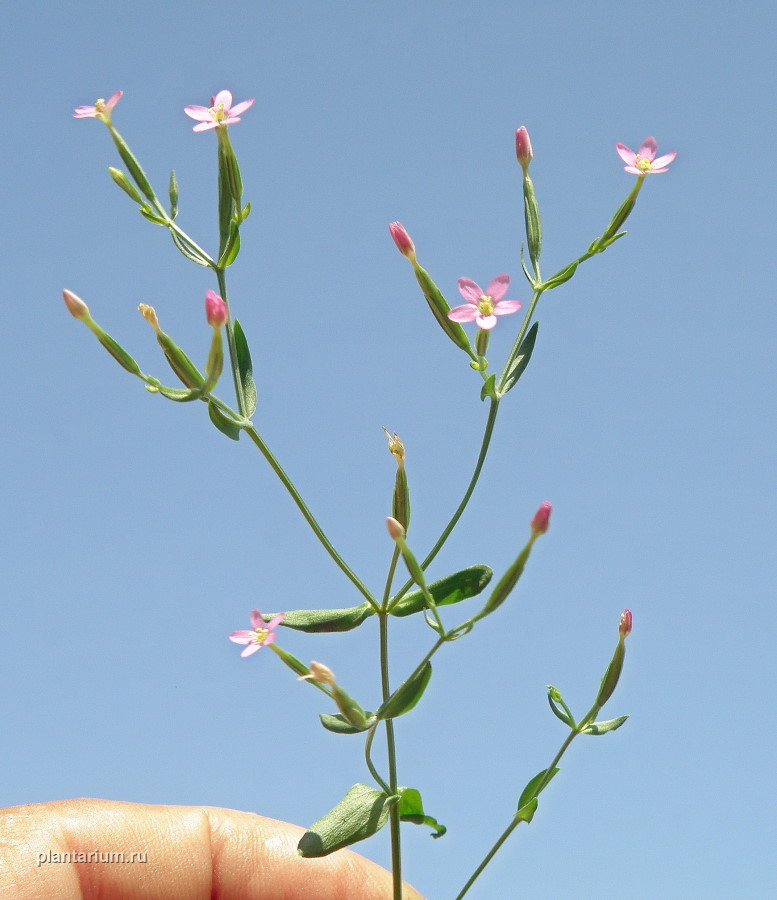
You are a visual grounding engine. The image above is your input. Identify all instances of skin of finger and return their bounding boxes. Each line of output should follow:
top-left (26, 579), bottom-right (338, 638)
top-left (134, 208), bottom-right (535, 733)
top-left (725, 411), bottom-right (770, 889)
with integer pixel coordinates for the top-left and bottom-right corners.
top-left (0, 799), bottom-right (426, 900)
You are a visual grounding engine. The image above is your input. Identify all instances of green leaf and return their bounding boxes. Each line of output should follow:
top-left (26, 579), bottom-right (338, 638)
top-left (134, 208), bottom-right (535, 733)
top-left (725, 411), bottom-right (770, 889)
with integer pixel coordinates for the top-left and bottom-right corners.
top-left (298, 784), bottom-right (398, 857)
top-left (233, 319), bottom-right (257, 417)
top-left (541, 260), bottom-right (578, 290)
top-left (319, 712), bottom-right (375, 735)
top-left (169, 230), bottom-right (210, 267)
top-left (208, 400), bottom-right (241, 440)
top-left (266, 604), bottom-right (374, 633)
top-left (107, 167), bottom-right (143, 204)
top-left (498, 321), bottom-right (539, 397)
top-left (582, 714), bottom-right (628, 735)
top-left (397, 787), bottom-right (446, 838)
top-left (138, 206), bottom-right (167, 226)
top-left (153, 384), bottom-right (200, 402)
top-left (480, 373), bottom-right (497, 402)
top-left (389, 565), bottom-right (493, 617)
top-left (218, 222), bottom-right (241, 268)
top-left (376, 662), bottom-right (432, 720)
top-left (516, 767), bottom-right (559, 820)
top-left (547, 686), bottom-right (575, 727)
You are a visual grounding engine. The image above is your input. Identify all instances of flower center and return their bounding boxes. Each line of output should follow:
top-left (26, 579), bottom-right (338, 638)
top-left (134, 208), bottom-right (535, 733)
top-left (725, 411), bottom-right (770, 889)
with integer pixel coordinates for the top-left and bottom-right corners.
top-left (95, 98), bottom-right (106, 112)
top-left (253, 627), bottom-right (270, 644)
top-left (634, 155), bottom-right (652, 173)
top-left (210, 102), bottom-right (228, 122)
top-left (477, 294), bottom-right (495, 316)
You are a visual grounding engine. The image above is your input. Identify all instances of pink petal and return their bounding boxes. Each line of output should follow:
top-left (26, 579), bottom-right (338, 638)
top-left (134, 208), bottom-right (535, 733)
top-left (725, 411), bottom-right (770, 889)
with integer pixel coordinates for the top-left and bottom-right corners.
top-left (263, 632), bottom-right (277, 646)
top-left (476, 314), bottom-right (497, 330)
top-left (193, 121), bottom-right (218, 132)
top-left (249, 609), bottom-right (264, 629)
top-left (212, 90), bottom-right (233, 109)
top-left (637, 137), bottom-right (657, 160)
top-left (184, 106), bottom-right (214, 121)
top-left (493, 300), bottom-right (521, 315)
top-left (229, 99), bottom-right (255, 117)
top-left (447, 304), bottom-right (480, 323)
top-left (104, 91), bottom-right (123, 110)
top-left (241, 643), bottom-right (262, 657)
top-left (651, 152), bottom-right (677, 169)
top-left (73, 107), bottom-right (97, 118)
top-left (623, 166), bottom-right (641, 175)
top-left (229, 631), bottom-right (253, 644)
top-left (266, 613), bottom-right (286, 630)
top-left (615, 144), bottom-right (636, 165)
top-left (457, 278), bottom-right (483, 304)
top-left (485, 274), bottom-right (509, 302)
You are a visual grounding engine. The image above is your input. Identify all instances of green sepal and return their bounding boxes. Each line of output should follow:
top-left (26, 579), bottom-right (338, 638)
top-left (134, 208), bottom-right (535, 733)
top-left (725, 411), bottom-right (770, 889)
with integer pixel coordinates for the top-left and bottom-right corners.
top-left (471, 541), bottom-right (533, 622)
top-left (241, 202), bottom-right (251, 220)
top-left (547, 686), bottom-right (575, 728)
top-left (498, 321), bottom-right (538, 397)
top-left (169, 230), bottom-right (211, 267)
top-left (582, 714), bottom-right (628, 735)
top-left (108, 124), bottom-right (158, 205)
top-left (264, 604), bottom-right (375, 633)
top-left (587, 231), bottom-right (626, 256)
top-left (541, 260), bottom-right (578, 290)
top-left (516, 767), bottom-right (559, 822)
top-left (376, 662), bottom-right (432, 720)
top-left (90, 328), bottom-right (142, 377)
top-left (319, 712), bottom-right (375, 735)
top-left (138, 206), bottom-right (167, 226)
top-left (208, 400), bottom-right (241, 440)
top-left (107, 167), bottom-right (143, 204)
top-left (168, 169), bottom-right (179, 219)
top-left (332, 684), bottom-right (371, 729)
top-left (389, 565), bottom-right (493, 617)
top-left (595, 639), bottom-right (626, 708)
top-left (297, 784), bottom-right (398, 857)
top-left (217, 148), bottom-right (234, 258)
top-left (412, 264), bottom-right (472, 354)
top-left (392, 466), bottom-right (410, 530)
top-left (519, 245), bottom-right (535, 286)
top-left (155, 332), bottom-right (204, 390)
top-left (397, 787), bottom-right (446, 838)
top-left (480, 373), bottom-right (497, 402)
top-left (522, 172), bottom-right (542, 273)
top-left (151, 384), bottom-right (200, 402)
top-left (233, 319), bottom-right (257, 417)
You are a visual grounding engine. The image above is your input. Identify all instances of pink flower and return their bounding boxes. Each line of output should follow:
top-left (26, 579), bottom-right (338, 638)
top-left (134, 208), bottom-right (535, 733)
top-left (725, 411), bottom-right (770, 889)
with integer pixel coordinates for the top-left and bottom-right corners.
top-left (619, 608), bottom-right (633, 638)
top-left (515, 126), bottom-right (533, 170)
top-left (229, 609), bottom-right (285, 657)
top-left (616, 136), bottom-right (676, 175)
top-left (73, 91), bottom-right (123, 121)
top-left (447, 275), bottom-right (522, 331)
top-left (205, 289), bottom-right (228, 327)
top-left (388, 221), bottom-right (415, 258)
top-left (530, 501), bottom-right (552, 535)
top-left (184, 90), bottom-right (255, 132)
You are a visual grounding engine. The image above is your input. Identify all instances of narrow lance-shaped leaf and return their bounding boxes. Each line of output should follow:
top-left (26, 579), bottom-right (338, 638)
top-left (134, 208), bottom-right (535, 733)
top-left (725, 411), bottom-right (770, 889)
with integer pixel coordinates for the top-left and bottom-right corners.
top-left (297, 784), bottom-right (398, 857)
top-left (319, 712), bottom-right (375, 735)
top-left (376, 662), bottom-right (432, 720)
top-left (208, 400), bottom-right (241, 440)
top-left (498, 321), bottom-right (538, 397)
top-left (582, 715), bottom-right (628, 735)
top-left (233, 319), bottom-right (257, 417)
top-left (107, 167), bottom-right (143, 204)
top-left (168, 169), bottom-right (179, 219)
top-left (516, 767), bottom-right (560, 823)
top-left (264, 603), bottom-right (374, 633)
top-left (389, 565), bottom-right (493, 617)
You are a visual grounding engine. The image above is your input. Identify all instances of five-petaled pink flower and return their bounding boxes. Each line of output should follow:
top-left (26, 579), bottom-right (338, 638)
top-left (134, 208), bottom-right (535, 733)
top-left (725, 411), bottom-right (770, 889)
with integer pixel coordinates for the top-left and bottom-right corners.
top-left (73, 91), bottom-right (123, 121)
top-left (616, 136), bottom-right (676, 175)
top-left (229, 609), bottom-right (285, 657)
top-left (185, 90), bottom-right (255, 132)
top-left (447, 275), bottom-right (522, 331)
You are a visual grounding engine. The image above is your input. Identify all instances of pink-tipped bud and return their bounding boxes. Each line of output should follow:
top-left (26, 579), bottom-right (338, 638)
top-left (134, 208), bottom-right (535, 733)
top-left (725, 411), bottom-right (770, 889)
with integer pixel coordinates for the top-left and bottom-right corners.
top-left (205, 289), bottom-right (228, 327)
top-left (62, 288), bottom-right (90, 320)
top-left (515, 126), bottom-right (533, 171)
top-left (386, 516), bottom-right (406, 542)
top-left (389, 221), bottom-right (415, 258)
top-left (619, 608), bottom-right (632, 638)
top-left (530, 501), bottom-right (552, 535)
top-left (301, 661), bottom-right (336, 685)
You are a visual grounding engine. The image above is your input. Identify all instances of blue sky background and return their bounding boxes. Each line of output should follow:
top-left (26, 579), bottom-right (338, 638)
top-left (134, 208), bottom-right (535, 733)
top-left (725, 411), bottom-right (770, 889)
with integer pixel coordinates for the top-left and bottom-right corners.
top-left (3, 1), bottom-right (776, 897)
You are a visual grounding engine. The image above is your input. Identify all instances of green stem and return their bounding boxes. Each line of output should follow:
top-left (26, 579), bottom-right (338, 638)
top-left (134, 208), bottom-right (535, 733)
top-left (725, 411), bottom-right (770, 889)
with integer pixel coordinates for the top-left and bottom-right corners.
top-left (363, 725), bottom-right (391, 794)
top-left (378, 609), bottom-right (402, 900)
top-left (391, 397), bottom-right (500, 605)
top-left (214, 268), bottom-right (247, 418)
top-left (243, 425), bottom-right (378, 610)
top-left (454, 727), bottom-right (579, 900)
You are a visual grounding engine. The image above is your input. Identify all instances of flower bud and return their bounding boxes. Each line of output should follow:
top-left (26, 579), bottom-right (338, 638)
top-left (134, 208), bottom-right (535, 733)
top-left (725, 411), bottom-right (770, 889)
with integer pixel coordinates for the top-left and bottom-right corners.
top-left (138, 303), bottom-right (161, 333)
top-left (619, 608), bottom-right (632, 638)
top-left (515, 126), bottom-right (533, 171)
top-left (530, 501), bottom-right (552, 536)
top-left (300, 661), bottom-right (337, 685)
top-left (386, 516), bottom-right (406, 542)
top-left (62, 289), bottom-right (90, 321)
top-left (205, 289), bottom-right (228, 327)
top-left (388, 221), bottom-right (416, 259)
